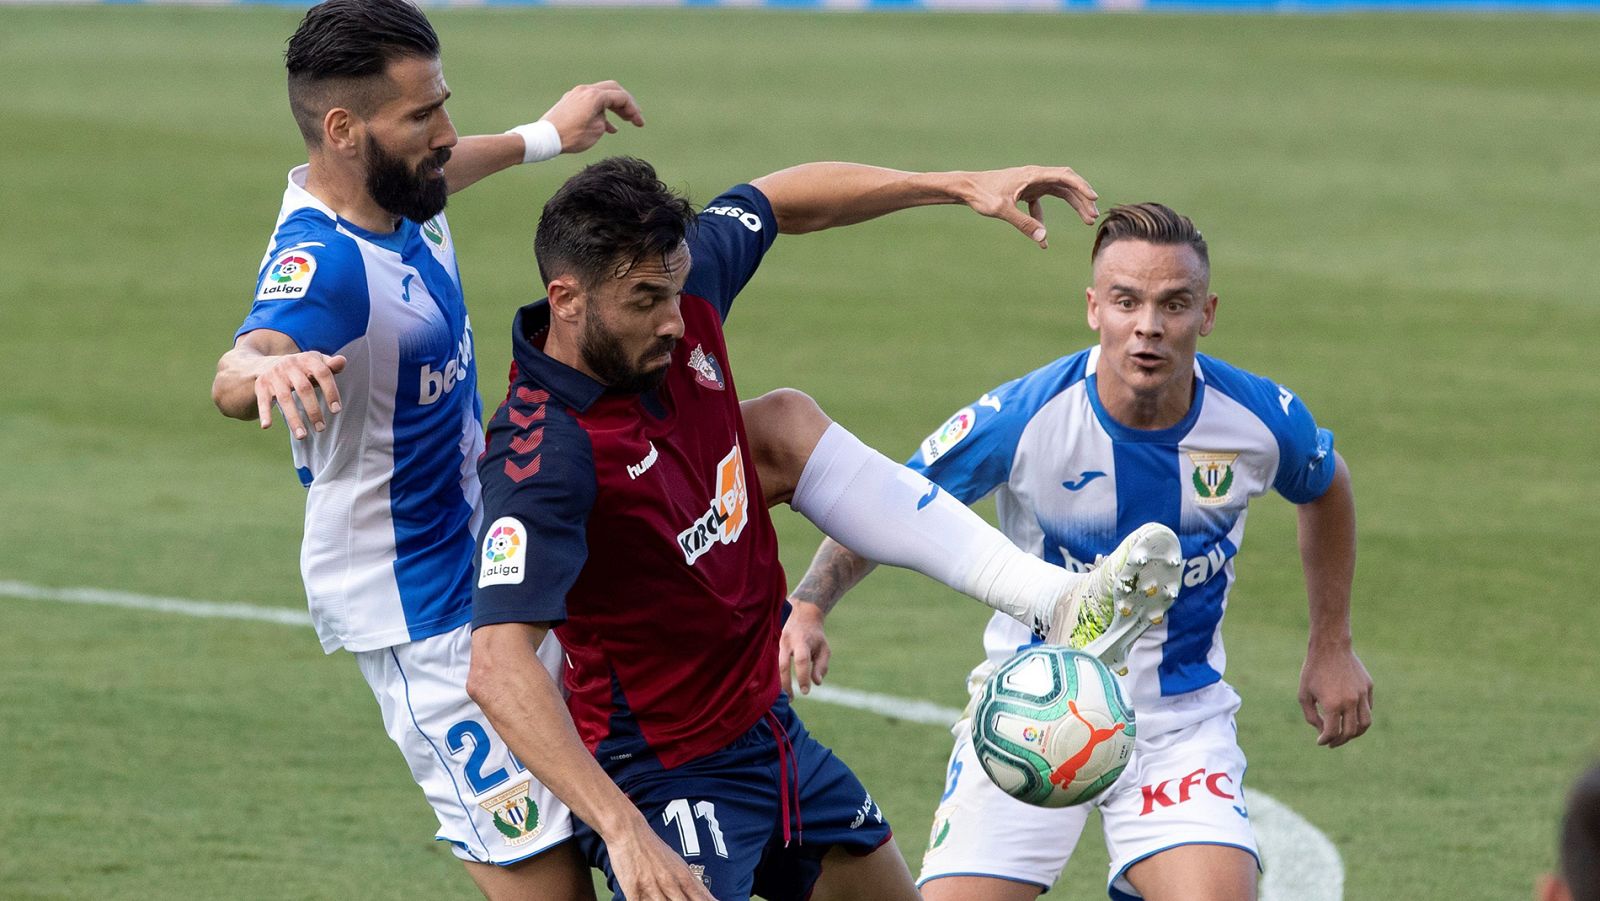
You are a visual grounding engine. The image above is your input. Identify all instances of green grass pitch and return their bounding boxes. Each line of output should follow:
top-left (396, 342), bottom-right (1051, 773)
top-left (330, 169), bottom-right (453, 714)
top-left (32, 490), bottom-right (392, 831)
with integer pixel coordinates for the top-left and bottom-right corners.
top-left (1, 6), bottom-right (1597, 898)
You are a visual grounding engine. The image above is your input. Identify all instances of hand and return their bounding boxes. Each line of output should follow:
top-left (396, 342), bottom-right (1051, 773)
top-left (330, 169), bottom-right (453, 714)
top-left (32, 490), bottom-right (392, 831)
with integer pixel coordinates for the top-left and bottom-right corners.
top-left (541, 80), bottom-right (645, 155)
top-left (253, 351), bottom-right (346, 440)
top-left (607, 819), bottom-right (715, 901)
top-left (1298, 643), bottom-right (1374, 748)
top-left (779, 601), bottom-right (831, 697)
top-left (961, 165), bottom-right (1100, 249)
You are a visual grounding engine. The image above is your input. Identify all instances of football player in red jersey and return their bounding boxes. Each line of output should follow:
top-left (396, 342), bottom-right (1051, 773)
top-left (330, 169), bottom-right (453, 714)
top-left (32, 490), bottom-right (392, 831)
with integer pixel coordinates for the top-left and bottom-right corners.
top-left (469, 157), bottom-right (1174, 901)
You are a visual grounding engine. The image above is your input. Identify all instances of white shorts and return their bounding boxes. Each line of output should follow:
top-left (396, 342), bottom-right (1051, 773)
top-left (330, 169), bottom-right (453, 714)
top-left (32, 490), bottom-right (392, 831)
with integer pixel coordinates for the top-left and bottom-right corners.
top-left (355, 623), bottom-right (574, 865)
top-left (919, 707), bottom-right (1260, 899)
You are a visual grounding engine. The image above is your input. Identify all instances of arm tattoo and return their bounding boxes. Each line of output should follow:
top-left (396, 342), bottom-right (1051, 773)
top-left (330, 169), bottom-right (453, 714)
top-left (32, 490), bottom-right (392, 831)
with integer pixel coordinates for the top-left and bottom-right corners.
top-left (789, 540), bottom-right (874, 616)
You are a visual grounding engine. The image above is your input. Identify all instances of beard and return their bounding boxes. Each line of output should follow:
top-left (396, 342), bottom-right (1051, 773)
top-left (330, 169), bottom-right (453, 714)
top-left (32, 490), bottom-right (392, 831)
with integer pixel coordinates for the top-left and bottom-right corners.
top-left (364, 135), bottom-right (450, 224)
top-left (579, 310), bottom-right (675, 395)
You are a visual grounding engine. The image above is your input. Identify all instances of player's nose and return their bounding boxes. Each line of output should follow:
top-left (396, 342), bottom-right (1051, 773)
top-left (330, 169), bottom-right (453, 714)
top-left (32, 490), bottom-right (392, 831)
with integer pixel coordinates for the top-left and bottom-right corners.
top-left (1134, 307), bottom-right (1164, 338)
top-left (658, 298), bottom-right (685, 340)
top-left (434, 108), bottom-right (459, 149)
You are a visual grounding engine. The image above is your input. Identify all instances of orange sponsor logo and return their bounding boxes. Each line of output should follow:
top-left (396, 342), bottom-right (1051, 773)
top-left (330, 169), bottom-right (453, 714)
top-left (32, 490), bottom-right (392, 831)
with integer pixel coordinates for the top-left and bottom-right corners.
top-left (1048, 700), bottom-right (1128, 790)
top-left (676, 445), bottom-right (749, 565)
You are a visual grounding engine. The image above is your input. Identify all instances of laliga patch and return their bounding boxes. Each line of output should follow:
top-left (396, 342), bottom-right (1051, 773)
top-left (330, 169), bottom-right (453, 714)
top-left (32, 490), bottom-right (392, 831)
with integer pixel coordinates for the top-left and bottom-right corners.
top-left (257, 249), bottom-right (317, 300)
top-left (478, 516), bottom-right (527, 587)
top-left (920, 407), bottom-right (976, 465)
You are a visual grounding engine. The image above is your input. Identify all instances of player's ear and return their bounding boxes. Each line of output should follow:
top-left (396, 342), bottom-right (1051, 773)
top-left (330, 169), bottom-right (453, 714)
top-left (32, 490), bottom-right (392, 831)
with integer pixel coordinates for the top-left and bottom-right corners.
top-left (323, 107), bottom-right (360, 157)
top-left (1199, 292), bottom-right (1218, 337)
top-left (547, 277), bottom-right (586, 324)
top-left (1085, 287), bottom-right (1101, 332)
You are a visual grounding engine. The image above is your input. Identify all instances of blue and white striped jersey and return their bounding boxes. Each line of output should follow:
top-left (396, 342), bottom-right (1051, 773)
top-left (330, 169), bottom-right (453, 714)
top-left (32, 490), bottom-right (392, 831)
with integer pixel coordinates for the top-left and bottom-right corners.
top-left (910, 345), bottom-right (1335, 737)
top-left (236, 166), bottom-right (482, 653)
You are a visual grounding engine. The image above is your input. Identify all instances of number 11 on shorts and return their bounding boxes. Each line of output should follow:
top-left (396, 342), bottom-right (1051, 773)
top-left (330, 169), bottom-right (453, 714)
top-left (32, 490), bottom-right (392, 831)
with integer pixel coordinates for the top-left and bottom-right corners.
top-left (662, 798), bottom-right (729, 858)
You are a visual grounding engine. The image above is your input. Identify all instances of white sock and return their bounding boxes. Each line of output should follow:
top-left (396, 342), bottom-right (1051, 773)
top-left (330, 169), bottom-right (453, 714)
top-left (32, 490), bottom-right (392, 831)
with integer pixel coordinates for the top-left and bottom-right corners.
top-left (790, 423), bottom-right (1079, 633)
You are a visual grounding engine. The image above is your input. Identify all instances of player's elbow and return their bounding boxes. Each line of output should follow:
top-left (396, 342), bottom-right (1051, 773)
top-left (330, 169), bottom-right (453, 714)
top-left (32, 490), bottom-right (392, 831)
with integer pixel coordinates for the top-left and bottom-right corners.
top-left (211, 356), bottom-right (257, 421)
top-left (464, 653), bottom-right (499, 710)
top-left (211, 377), bottom-right (246, 420)
top-left (465, 629), bottom-right (517, 712)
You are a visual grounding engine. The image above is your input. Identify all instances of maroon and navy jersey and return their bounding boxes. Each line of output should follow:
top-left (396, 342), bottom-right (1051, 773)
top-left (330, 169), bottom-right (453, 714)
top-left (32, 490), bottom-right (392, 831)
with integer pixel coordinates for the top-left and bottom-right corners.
top-left (473, 185), bottom-right (786, 770)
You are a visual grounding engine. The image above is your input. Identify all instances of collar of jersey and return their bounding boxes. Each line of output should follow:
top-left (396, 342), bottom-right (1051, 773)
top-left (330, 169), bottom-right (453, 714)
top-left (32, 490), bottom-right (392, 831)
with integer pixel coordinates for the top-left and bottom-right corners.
top-left (286, 165), bottom-right (413, 255)
top-left (335, 215), bottom-right (412, 254)
top-left (288, 166), bottom-right (412, 256)
top-left (509, 301), bottom-right (608, 412)
top-left (1084, 372), bottom-right (1206, 444)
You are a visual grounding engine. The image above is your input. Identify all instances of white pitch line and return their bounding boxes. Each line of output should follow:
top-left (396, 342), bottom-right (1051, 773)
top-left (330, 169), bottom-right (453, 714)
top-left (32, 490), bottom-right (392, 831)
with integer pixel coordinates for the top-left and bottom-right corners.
top-left (802, 682), bottom-right (963, 727)
top-left (2, 578), bottom-right (1341, 898)
top-left (0, 579), bottom-right (309, 626)
top-left (1251, 789), bottom-right (1345, 901)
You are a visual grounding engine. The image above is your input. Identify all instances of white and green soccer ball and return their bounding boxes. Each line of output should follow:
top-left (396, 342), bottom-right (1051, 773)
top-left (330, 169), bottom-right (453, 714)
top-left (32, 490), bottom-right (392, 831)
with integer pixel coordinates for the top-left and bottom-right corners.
top-left (970, 645), bottom-right (1136, 808)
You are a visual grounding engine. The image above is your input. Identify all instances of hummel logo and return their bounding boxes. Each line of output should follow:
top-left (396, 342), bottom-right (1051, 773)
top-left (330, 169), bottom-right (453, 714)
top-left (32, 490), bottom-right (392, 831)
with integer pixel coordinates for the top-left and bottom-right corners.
top-left (627, 442), bottom-right (659, 480)
top-left (400, 273), bottom-right (414, 303)
top-left (1063, 472), bottom-right (1106, 491)
top-left (917, 483), bottom-right (941, 510)
top-left (978, 393), bottom-right (1002, 412)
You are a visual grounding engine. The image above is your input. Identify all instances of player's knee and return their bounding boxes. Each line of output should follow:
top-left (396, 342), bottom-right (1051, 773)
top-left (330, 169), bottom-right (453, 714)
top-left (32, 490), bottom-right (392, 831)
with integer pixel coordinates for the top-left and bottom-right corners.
top-left (744, 388), bottom-right (831, 465)
top-left (742, 389), bottom-right (831, 507)
top-left (747, 387), bottom-right (828, 433)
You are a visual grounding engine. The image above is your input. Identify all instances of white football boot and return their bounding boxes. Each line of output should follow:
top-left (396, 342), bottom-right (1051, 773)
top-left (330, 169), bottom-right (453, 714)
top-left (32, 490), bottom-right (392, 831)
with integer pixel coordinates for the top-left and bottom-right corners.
top-left (1045, 523), bottom-right (1183, 677)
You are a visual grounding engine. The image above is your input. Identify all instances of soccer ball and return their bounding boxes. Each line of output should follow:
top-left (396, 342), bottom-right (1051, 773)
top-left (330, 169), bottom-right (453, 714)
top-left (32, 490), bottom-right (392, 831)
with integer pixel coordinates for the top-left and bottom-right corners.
top-left (970, 645), bottom-right (1136, 808)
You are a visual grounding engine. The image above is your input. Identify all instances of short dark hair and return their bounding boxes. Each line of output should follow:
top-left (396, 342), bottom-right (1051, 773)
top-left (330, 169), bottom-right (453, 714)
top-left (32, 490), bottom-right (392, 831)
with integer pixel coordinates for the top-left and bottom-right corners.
top-left (1560, 763), bottom-right (1600, 900)
top-left (283, 0), bottom-right (440, 146)
top-left (1090, 202), bottom-right (1209, 274)
top-left (535, 157), bottom-right (698, 289)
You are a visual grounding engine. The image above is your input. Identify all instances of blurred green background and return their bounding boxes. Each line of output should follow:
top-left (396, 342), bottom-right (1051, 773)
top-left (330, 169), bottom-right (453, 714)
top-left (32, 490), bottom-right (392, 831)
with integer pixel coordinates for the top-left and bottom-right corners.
top-left (1, 7), bottom-right (1597, 898)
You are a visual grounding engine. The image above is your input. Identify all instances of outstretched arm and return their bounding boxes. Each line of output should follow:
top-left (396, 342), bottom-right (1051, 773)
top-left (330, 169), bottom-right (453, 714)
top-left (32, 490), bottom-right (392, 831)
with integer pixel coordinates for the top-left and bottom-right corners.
top-left (749, 163), bottom-right (1098, 249)
top-left (1295, 451), bottom-right (1373, 748)
top-left (444, 80), bottom-right (645, 194)
top-left (468, 623), bottom-right (713, 901)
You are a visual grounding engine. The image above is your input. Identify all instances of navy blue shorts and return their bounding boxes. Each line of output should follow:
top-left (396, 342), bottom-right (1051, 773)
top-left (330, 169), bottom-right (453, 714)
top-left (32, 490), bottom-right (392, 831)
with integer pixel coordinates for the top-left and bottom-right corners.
top-left (579, 696), bottom-right (893, 900)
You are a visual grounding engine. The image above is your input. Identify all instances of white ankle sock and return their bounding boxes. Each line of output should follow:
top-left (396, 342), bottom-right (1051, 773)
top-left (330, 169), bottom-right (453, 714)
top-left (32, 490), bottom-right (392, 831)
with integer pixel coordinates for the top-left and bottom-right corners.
top-left (790, 423), bottom-right (1077, 631)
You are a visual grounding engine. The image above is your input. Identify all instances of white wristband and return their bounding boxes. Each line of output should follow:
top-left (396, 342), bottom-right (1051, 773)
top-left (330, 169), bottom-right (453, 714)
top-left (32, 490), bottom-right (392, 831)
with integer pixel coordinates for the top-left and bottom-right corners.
top-left (506, 120), bottom-right (562, 165)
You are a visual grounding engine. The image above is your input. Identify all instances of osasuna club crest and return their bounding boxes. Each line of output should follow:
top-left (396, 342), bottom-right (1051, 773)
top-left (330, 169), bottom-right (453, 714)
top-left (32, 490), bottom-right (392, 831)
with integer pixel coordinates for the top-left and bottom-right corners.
top-left (479, 780), bottom-right (543, 846)
top-left (1188, 452), bottom-right (1240, 506)
top-left (688, 344), bottom-right (725, 391)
